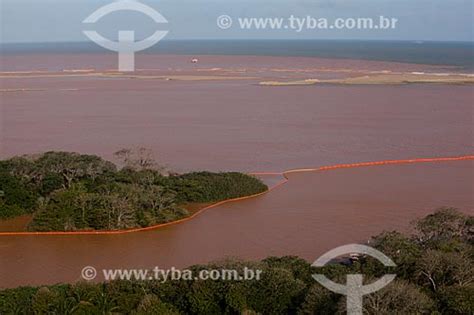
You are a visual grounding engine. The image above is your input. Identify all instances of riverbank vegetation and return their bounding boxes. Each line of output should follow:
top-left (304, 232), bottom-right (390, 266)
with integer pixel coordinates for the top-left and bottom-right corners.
top-left (0, 150), bottom-right (267, 231)
top-left (0, 208), bottom-right (472, 314)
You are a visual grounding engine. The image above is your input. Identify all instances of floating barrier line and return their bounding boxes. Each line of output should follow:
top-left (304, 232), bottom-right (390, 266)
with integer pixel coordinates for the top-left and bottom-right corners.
top-left (1, 155), bottom-right (472, 236)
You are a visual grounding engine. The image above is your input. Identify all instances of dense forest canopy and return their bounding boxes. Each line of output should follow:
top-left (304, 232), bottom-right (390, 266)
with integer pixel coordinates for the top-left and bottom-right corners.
top-left (1, 208), bottom-right (472, 314)
top-left (0, 150), bottom-right (267, 231)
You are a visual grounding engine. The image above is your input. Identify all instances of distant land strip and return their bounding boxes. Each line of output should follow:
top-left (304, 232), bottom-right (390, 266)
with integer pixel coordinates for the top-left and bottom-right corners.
top-left (259, 73), bottom-right (474, 86)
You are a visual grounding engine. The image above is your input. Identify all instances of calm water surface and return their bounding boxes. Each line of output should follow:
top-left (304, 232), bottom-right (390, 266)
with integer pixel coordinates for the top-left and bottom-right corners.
top-left (0, 161), bottom-right (472, 288)
top-left (0, 54), bottom-right (472, 288)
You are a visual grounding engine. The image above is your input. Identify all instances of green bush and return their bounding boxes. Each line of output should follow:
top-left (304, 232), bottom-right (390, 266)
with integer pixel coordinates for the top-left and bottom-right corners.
top-left (0, 151), bottom-right (267, 231)
top-left (438, 284), bottom-right (474, 314)
top-left (28, 183), bottom-right (189, 231)
top-left (0, 171), bottom-right (38, 219)
top-left (170, 172), bottom-right (268, 203)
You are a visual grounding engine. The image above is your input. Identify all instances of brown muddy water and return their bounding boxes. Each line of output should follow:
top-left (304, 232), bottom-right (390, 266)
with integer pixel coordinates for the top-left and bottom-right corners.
top-left (1, 76), bottom-right (473, 172)
top-left (0, 55), bottom-right (473, 288)
top-left (0, 161), bottom-right (472, 288)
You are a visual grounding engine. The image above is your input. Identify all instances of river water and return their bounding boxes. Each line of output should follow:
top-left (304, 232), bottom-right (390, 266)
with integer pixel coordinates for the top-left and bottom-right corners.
top-left (0, 55), bottom-right (472, 288)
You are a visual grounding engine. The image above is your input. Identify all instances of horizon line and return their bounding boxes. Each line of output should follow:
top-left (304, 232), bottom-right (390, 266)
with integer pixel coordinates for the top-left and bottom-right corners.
top-left (1, 39), bottom-right (474, 45)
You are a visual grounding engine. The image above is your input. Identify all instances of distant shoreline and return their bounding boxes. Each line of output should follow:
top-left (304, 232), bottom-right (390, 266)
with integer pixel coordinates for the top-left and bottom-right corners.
top-left (1, 40), bottom-right (473, 69)
top-left (260, 73), bottom-right (474, 86)
top-left (2, 68), bottom-right (473, 89)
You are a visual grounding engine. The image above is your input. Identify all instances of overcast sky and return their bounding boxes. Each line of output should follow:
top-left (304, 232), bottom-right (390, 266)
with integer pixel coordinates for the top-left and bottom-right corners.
top-left (1, 0), bottom-right (473, 43)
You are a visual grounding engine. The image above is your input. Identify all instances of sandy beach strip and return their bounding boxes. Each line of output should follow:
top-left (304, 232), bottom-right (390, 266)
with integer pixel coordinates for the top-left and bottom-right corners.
top-left (260, 73), bottom-right (474, 86)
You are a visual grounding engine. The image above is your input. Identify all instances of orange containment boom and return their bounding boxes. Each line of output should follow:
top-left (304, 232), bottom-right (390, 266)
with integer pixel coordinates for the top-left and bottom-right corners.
top-left (0, 154), bottom-right (472, 236)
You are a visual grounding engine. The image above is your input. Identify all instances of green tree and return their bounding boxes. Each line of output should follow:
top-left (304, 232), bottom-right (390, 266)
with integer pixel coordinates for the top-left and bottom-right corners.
top-left (231, 267), bottom-right (306, 314)
top-left (360, 280), bottom-right (434, 315)
top-left (34, 151), bottom-right (116, 188)
top-left (114, 147), bottom-right (165, 173)
top-left (416, 248), bottom-right (473, 291)
top-left (133, 294), bottom-right (180, 314)
top-left (0, 172), bottom-right (38, 218)
top-left (438, 284), bottom-right (474, 314)
top-left (31, 287), bottom-right (59, 314)
top-left (298, 284), bottom-right (340, 315)
top-left (369, 231), bottom-right (421, 279)
top-left (414, 207), bottom-right (471, 245)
